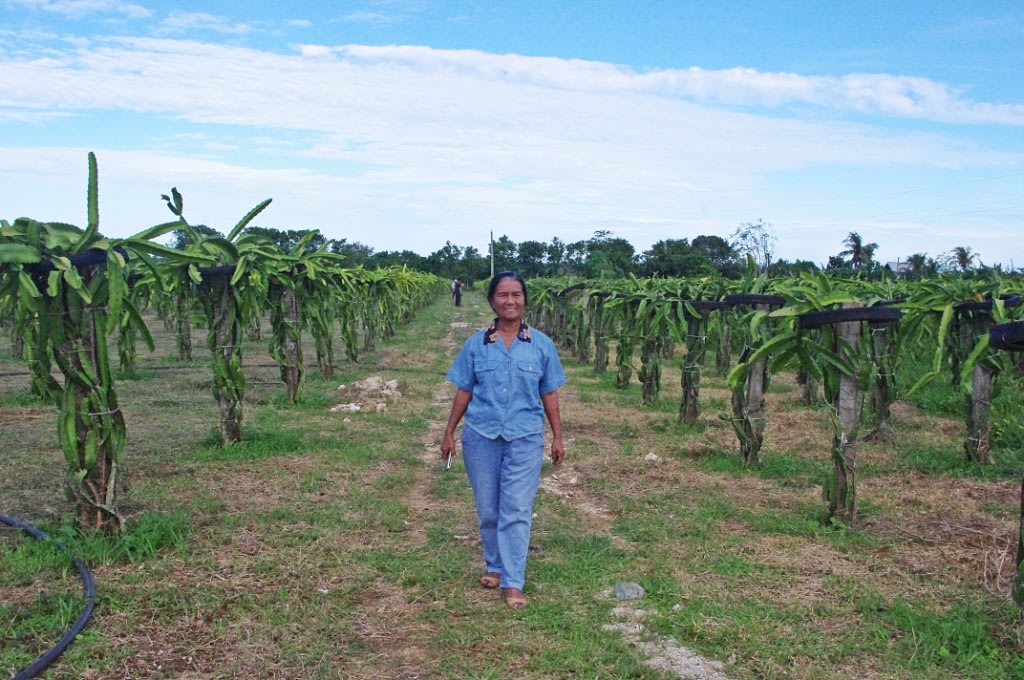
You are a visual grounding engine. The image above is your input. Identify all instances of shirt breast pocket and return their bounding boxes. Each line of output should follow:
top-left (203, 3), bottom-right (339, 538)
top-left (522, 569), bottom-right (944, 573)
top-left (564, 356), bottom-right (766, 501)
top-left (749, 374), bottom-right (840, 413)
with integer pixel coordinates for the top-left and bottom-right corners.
top-left (473, 359), bottom-right (501, 385)
top-left (515, 360), bottom-right (542, 392)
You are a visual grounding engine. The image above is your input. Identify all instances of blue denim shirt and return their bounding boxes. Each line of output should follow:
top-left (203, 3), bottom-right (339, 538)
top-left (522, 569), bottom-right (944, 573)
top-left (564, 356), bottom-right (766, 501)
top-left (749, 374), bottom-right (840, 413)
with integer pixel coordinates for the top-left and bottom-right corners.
top-left (446, 324), bottom-right (566, 441)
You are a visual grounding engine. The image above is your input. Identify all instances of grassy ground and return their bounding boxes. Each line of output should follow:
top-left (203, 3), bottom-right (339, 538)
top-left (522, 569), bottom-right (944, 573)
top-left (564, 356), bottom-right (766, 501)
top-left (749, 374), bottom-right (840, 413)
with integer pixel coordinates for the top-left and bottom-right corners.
top-left (2, 289), bottom-right (1024, 679)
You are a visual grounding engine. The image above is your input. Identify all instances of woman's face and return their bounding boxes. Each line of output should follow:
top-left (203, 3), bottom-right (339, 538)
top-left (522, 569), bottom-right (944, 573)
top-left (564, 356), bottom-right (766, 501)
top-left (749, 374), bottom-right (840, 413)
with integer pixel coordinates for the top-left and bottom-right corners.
top-left (491, 277), bottom-right (526, 322)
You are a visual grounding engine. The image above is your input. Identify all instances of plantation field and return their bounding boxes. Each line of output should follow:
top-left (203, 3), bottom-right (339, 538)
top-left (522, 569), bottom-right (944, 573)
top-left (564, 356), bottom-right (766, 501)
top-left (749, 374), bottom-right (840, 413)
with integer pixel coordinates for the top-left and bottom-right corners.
top-left (3, 289), bottom-right (1024, 679)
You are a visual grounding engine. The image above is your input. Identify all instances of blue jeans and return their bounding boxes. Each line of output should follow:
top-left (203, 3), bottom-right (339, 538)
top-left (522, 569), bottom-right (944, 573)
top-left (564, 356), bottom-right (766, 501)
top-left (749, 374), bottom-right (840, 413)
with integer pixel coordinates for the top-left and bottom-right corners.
top-left (461, 426), bottom-right (544, 590)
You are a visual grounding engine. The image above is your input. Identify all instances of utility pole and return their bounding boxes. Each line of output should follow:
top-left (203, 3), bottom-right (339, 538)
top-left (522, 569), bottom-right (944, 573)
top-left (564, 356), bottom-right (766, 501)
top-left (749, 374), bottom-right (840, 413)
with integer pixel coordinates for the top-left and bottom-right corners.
top-left (490, 230), bottom-right (494, 278)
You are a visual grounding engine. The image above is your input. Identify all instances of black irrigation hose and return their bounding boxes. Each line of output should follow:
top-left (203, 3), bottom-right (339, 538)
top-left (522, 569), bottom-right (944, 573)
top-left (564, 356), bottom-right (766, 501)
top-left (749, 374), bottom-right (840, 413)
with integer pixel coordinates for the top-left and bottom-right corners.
top-left (797, 306), bottom-right (902, 330)
top-left (0, 514), bottom-right (97, 680)
top-left (722, 293), bottom-right (787, 308)
top-left (21, 246), bottom-right (129, 274)
top-left (954, 294), bottom-right (1022, 313)
top-left (990, 321), bottom-right (1024, 352)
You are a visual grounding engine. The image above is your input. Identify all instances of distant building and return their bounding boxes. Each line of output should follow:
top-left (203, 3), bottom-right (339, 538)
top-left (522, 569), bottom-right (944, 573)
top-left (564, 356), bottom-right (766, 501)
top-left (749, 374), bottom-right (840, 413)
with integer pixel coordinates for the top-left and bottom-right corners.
top-left (886, 261), bottom-right (911, 275)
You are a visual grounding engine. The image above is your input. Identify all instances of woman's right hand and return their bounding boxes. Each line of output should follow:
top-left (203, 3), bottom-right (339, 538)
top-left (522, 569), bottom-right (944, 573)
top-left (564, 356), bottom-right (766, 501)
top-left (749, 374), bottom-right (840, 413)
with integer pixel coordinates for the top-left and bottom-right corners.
top-left (441, 432), bottom-right (456, 462)
top-left (441, 388), bottom-right (471, 464)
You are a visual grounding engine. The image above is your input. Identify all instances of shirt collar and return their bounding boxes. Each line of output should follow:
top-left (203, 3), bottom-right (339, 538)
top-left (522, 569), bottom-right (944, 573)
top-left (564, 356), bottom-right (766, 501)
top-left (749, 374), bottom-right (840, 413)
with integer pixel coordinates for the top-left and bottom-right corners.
top-left (483, 318), bottom-right (532, 344)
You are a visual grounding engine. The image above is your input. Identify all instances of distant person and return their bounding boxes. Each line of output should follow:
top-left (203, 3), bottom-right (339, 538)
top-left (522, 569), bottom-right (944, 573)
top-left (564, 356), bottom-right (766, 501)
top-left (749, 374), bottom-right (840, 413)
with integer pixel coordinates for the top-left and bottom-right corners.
top-left (441, 271), bottom-right (566, 610)
top-left (452, 278), bottom-right (463, 306)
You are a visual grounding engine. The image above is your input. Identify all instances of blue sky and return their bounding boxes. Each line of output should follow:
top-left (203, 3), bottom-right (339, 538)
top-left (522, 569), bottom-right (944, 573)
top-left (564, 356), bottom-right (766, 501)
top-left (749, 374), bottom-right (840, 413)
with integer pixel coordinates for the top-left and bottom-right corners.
top-left (1, 1), bottom-right (1022, 268)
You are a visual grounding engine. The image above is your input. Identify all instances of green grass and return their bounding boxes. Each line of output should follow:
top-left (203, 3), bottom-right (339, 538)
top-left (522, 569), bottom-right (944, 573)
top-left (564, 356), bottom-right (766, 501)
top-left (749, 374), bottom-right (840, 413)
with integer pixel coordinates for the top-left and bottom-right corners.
top-left (0, 516), bottom-right (188, 674)
top-left (3, 291), bottom-right (1024, 678)
top-left (54, 510), bottom-right (191, 564)
top-left (896, 442), bottom-right (1024, 480)
top-left (0, 388), bottom-right (48, 408)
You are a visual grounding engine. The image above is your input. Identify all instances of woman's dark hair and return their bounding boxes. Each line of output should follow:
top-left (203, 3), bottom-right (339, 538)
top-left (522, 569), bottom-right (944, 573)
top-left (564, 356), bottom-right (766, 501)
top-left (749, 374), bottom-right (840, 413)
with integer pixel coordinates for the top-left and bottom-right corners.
top-left (486, 271), bottom-right (528, 306)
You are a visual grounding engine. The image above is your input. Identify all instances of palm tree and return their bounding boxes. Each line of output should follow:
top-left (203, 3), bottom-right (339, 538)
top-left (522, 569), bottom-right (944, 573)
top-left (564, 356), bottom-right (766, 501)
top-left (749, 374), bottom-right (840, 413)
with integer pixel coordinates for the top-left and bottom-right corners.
top-left (946, 246), bottom-right (979, 273)
top-left (905, 253), bottom-right (926, 279)
top-left (839, 232), bottom-right (879, 271)
top-left (903, 253), bottom-right (938, 279)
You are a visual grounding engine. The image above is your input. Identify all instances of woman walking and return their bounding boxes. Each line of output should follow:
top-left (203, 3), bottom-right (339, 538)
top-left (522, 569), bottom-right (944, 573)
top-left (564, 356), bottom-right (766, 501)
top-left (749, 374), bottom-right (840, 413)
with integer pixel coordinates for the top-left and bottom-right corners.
top-left (441, 271), bottom-right (566, 609)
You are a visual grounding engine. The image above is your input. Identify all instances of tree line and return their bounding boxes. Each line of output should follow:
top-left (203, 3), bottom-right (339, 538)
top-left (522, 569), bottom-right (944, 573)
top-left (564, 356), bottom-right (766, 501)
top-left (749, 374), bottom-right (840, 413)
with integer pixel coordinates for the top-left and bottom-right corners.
top-left (351, 224), bottom-right (999, 285)
top-left (192, 220), bottom-right (997, 287)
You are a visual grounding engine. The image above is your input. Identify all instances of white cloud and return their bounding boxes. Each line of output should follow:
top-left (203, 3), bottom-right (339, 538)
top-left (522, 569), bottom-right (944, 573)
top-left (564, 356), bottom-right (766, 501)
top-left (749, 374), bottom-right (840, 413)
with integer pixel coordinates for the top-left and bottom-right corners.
top-left (0, 37), bottom-right (1021, 264)
top-left (298, 43), bottom-right (333, 58)
top-left (330, 46), bottom-right (1024, 126)
top-left (0, 107), bottom-right (71, 123)
top-left (157, 12), bottom-right (253, 36)
top-left (341, 11), bottom-right (400, 24)
top-left (4, 37), bottom-right (1020, 134)
top-left (5, 0), bottom-right (149, 19)
top-left (342, 0), bottom-right (428, 25)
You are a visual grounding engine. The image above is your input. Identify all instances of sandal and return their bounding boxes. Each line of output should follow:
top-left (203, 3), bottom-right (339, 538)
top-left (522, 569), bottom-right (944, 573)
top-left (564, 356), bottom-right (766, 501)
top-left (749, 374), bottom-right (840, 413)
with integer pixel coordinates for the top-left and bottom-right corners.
top-left (502, 587), bottom-right (527, 610)
top-left (479, 572), bottom-right (501, 589)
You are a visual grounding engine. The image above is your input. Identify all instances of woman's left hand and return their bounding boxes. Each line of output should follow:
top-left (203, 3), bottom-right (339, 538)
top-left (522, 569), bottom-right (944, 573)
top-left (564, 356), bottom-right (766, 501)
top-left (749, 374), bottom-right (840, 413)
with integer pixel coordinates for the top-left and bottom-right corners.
top-left (549, 435), bottom-right (565, 466)
top-left (541, 391), bottom-right (565, 466)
